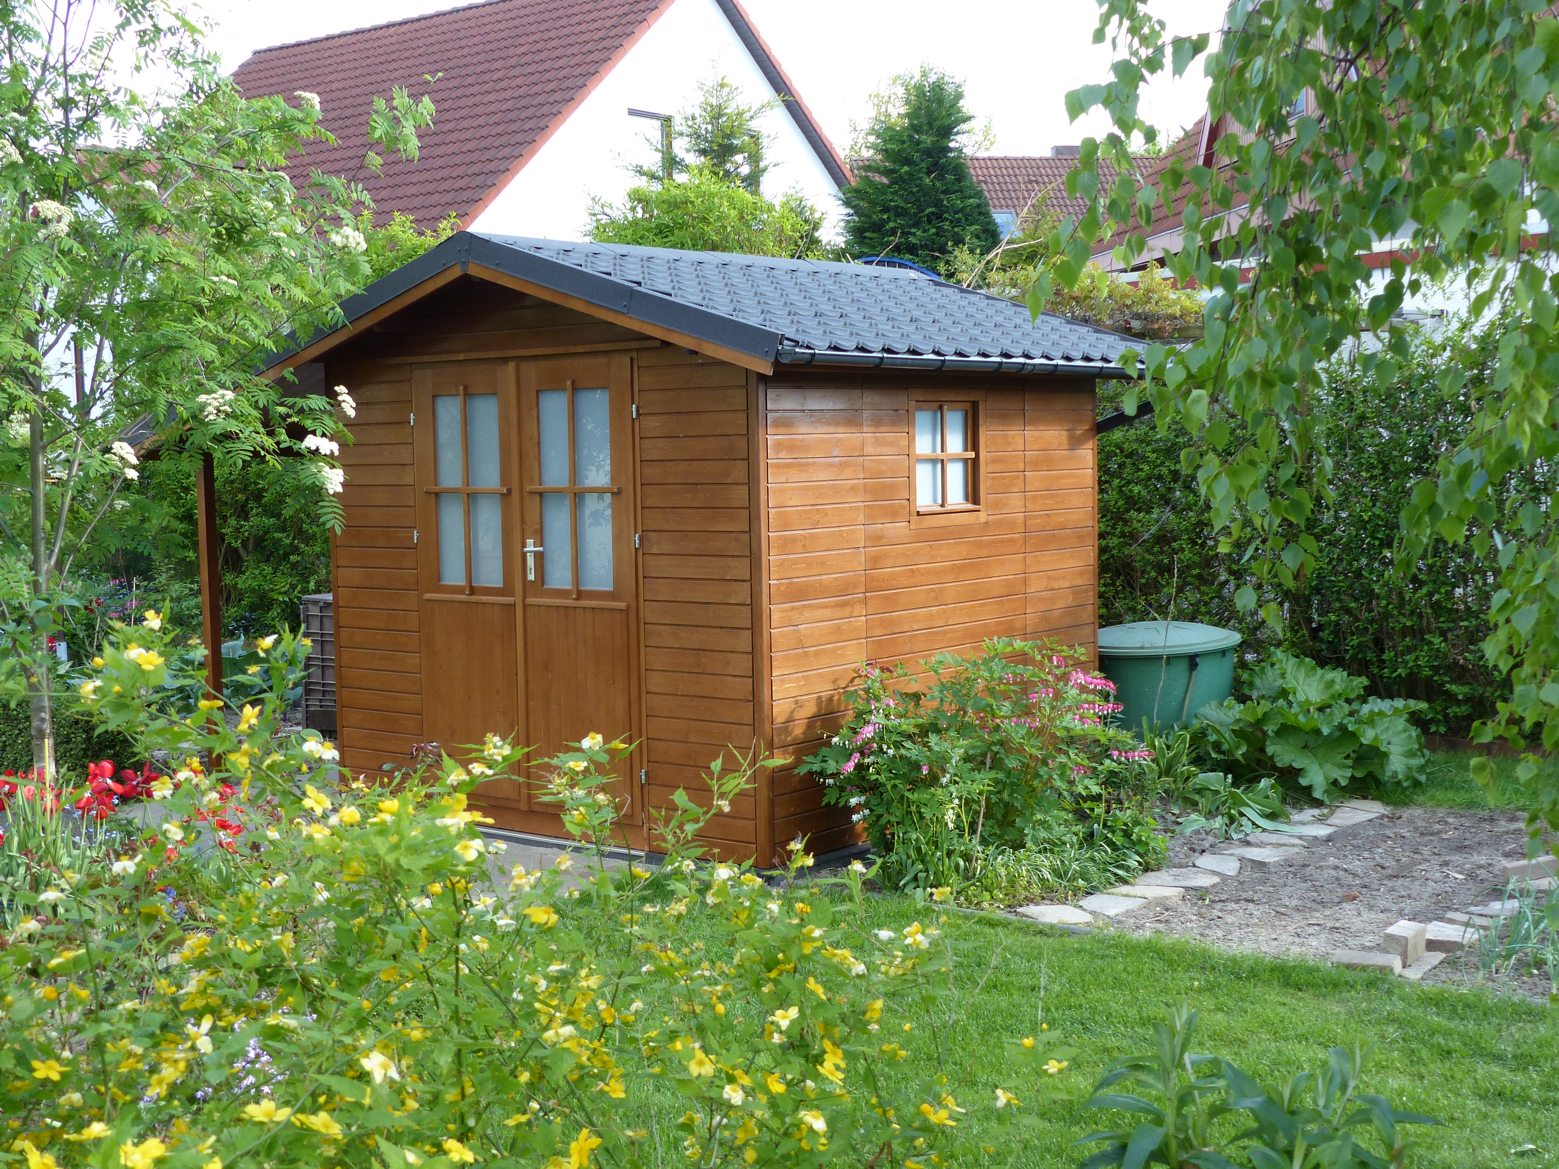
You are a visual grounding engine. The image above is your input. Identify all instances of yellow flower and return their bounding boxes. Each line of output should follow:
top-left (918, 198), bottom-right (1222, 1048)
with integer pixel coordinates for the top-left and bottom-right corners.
top-left (1044, 1059), bottom-right (1069, 1075)
top-left (242, 1099), bottom-right (292, 1123)
top-left (919, 1102), bottom-right (957, 1126)
top-left (337, 806), bottom-right (361, 826)
top-left (301, 785), bottom-right (331, 815)
top-left (722, 1082), bottom-right (745, 1106)
top-left (930, 886), bottom-right (953, 903)
top-left (568, 1128), bottom-right (602, 1169)
top-left (995, 1088), bottom-right (1020, 1108)
top-left (764, 1071), bottom-right (786, 1095)
top-left (125, 645), bottom-right (164, 671)
top-left (864, 998), bottom-right (883, 1022)
top-left (805, 976), bottom-right (827, 999)
top-left (257, 634), bottom-right (278, 653)
top-left (581, 732), bottom-right (604, 750)
top-left (566, 760), bottom-right (588, 772)
top-left (79, 679), bottom-right (101, 700)
top-left (797, 1110), bottom-right (827, 1134)
top-left (142, 609), bottom-right (163, 630)
top-left (31, 1058), bottom-right (66, 1080)
top-left (360, 1051), bottom-right (400, 1083)
top-left (454, 838), bottom-right (485, 862)
top-left (687, 1049), bottom-right (716, 1077)
top-left (118, 1138), bottom-right (168, 1169)
top-left (378, 799), bottom-right (400, 815)
top-left (769, 1006), bottom-right (799, 1032)
top-left (1020, 1036), bottom-right (1034, 1048)
top-left (66, 1122), bottom-right (111, 1142)
top-left (522, 905), bottom-right (559, 929)
top-left (295, 1110), bottom-right (343, 1137)
top-left (236, 704), bottom-right (260, 733)
top-left (202, 1159), bottom-right (222, 1169)
top-left (22, 1141), bottom-right (59, 1169)
top-left (442, 1139), bottom-right (477, 1164)
top-left (197, 698), bottom-right (224, 711)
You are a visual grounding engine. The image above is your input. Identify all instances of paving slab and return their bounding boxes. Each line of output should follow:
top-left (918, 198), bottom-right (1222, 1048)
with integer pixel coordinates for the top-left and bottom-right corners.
top-left (1284, 822), bottom-right (1339, 838)
top-left (1015, 904), bottom-right (1093, 926)
top-left (1221, 845), bottom-right (1306, 868)
top-left (1136, 868), bottom-right (1222, 889)
top-left (1400, 950), bottom-right (1448, 981)
top-left (1333, 949), bottom-right (1402, 975)
top-left (1246, 830), bottom-right (1310, 847)
top-left (1469, 898), bottom-right (1524, 918)
top-left (1194, 853), bottom-right (1242, 876)
top-left (1444, 911), bottom-right (1496, 928)
top-left (1339, 798), bottom-right (1387, 814)
top-left (1289, 808), bottom-right (1324, 823)
top-left (1079, 893), bottom-right (1152, 917)
top-left (1504, 855), bottom-right (1558, 881)
top-left (1425, 921), bottom-right (1477, 952)
top-left (1109, 883), bottom-right (1184, 901)
top-left (1382, 920), bottom-right (1427, 963)
top-left (1324, 807), bottom-right (1382, 829)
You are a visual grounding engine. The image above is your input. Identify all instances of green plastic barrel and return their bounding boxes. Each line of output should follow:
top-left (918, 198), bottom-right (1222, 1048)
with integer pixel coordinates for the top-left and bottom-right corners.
top-left (1096, 621), bottom-right (1242, 732)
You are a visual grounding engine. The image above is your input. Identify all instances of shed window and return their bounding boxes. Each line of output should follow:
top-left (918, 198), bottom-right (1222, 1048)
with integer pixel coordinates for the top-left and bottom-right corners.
top-left (430, 390), bottom-right (505, 587)
top-left (535, 384), bottom-right (614, 592)
top-left (913, 403), bottom-right (977, 510)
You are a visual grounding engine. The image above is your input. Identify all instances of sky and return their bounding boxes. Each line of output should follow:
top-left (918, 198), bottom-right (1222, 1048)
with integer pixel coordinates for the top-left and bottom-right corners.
top-left (191, 0), bottom-right (1229, 156)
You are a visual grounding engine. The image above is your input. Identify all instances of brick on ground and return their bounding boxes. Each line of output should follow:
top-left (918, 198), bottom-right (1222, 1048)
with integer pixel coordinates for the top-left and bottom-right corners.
top-left (1400, 951), bottom-right (1447, 981)
top-left (1505, 855), bottom-right (1558, 881)
top-left (1425, 921), bottom-right (1476, 952)
top-left (1382, 920), bottom-right (1426, 963)
top-left (1333, 950), bottom-right (1403, 975)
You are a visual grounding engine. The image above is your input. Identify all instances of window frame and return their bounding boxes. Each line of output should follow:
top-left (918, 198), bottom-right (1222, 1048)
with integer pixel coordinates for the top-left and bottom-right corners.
top-left (527, 378), bottom-right (622, 600)
top-left (908, 396), bottom-right (985, 529)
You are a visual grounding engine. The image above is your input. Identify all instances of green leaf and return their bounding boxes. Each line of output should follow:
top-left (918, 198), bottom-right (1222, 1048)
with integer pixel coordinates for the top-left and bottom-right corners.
top-left (1123, 1123), bottom-right (1169, 1169)
top-left (1435, 198), bottom-right (1470, 240)
top-left (1485, 158), bottom-right (1522, 198)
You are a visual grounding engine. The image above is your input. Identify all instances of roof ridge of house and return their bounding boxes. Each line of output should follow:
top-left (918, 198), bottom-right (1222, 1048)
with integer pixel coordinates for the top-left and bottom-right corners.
top-left (246, 0), bottom-right (530, 57)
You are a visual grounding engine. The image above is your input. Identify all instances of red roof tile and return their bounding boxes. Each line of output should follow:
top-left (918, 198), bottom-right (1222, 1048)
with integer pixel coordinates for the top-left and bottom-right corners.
top-left (967, 155), bottom-right (1122, 224)
top-left (231, 0), bottom-right (675, 228)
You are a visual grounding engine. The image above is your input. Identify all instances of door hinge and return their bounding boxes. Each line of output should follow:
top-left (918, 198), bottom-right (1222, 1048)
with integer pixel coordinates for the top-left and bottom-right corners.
top-left (634, 532), bottom-right (640, 549)
top-left (639, 769), bottom-right (647, 786)
top-left (409, 411), bottom-right (415, 426)
top-left (413, 529), bottom-right (418, 544)
top-left (631, 403), bottom-right (638, 419)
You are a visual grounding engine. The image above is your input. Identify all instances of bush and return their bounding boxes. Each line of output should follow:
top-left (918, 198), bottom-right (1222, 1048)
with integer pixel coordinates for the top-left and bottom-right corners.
top-left (1, 617), bottom-right (1074, 1169)
top-left (799, 639), bottom-right (1165, 894)
top-left (1191, 650), bottom-right (1430, 801)
top-left (0, 700), bottom-right (140, 778)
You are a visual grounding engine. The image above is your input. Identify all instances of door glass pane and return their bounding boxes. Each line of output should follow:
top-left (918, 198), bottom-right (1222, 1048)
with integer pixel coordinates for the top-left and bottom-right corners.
top-left (573, 388), bottom-right (612, 487)
top-left (470, 494), bottom-right (503, 586)
top-left (916, 458), bottom-right (942, 507)
top-left (465, 394), bottom-right (500, 487)
top-left (915, 409), bottom-right (941, 454)
top-left (538, 390), bottom-right (569, 486)
top-left (541, 493), bottom-right (571, 588)
top-left (946, 458), bottom-right (969, 504)
top-left (577, 492), bottom-right (613, 590)
top-left (945, 409), bottom-right (968, 453)
top-left (437, 493), bottom-right (465, 584)
top-left (434, 395), bottom-right (463, 487)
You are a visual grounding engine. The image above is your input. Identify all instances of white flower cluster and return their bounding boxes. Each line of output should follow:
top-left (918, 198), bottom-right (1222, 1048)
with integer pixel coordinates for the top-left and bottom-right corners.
top-left (197, 389), bottom-right (235, 422)
top-left (328, 224), bottom-right (366, 254)
top-left (30, 199), bottom-right (72, 240)
top-left (294, 91), bottom-right (321, 113)
top-left (318, 464), bottom-right (345, 495)
top-left (109, 440), bottom-right (140, 481)
top-left (301, 433), bottom-right (340, 457)
top-left (5, 411), bottom-right (28, 445)
top-left (0, 139), bottom-right (20, 167)
top-left (334, 384), bottom-right (356, 418)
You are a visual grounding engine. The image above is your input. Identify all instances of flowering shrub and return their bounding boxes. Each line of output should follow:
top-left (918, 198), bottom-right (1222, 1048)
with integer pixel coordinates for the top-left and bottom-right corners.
top-left (0, 616), bottom-right (1073, 1168)
top-left (799, 639), bottom-right (1165, 893)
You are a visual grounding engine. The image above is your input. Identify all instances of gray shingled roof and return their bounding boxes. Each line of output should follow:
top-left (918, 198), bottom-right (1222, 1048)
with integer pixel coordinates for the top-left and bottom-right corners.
top-left (273, 232), bottom-right (1138, 377)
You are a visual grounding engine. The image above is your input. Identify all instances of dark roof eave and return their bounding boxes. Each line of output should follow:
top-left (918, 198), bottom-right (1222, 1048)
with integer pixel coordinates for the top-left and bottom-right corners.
top-left (775, 345), bottom-right (1137, 379)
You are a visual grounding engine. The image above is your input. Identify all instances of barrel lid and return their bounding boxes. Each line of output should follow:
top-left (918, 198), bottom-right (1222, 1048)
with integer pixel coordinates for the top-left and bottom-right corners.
top-left (1097, 621), bottom-right (1241, 658)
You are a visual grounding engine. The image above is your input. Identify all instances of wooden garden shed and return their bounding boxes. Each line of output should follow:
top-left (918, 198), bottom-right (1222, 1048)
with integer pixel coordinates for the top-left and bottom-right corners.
top-left (259, 233), bottom-right (1134, 863)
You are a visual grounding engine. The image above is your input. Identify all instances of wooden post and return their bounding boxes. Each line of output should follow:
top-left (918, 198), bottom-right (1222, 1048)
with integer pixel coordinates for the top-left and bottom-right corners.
top-left (196, 452), bottom-right (223, 699)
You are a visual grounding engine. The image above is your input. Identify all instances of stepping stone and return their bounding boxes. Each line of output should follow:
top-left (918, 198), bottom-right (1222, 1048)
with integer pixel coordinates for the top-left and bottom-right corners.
top-left (1505, 855), bottom-right (1558, 881)
top-left (1194, 854), bottom-right (1241, 876)
top-left (1289, 808), bottom-right (1324, 822)
top-left (1383, 920), bottom-right (1426, 963)
top-left (1221, 845), bottom-right (1306, 868)
top-left (1444, 911), bottom-right (1496, 928)
top-left (1425, 921), bottom-right (1476, 952)
top-left (1400, 951), bottom-right (1447, 981)
top-left (1333, 950), bottom-right (1402, 975)
top-left (1136, 868), bottom-right (1221, 889)
top-left (1016, 904), bottom-right (1093, 926)
top-left (1246, 830), bottom-right (1309, 847)
top-left (1079, 893), bottom-right (1151, 917)
top-left (1468, 898), bottom-right (1523, 918)
top-left (1339, 798), bottom-right (1386, 814)
top-left (1285, 822), bottom-right (1338, 838)
top-left (1322, 807), bottom-right (1381, 829)
top-left (1109, 883), bottom-right (1184, 901)
top-left (1520, 876), bottom-right (1557, 892)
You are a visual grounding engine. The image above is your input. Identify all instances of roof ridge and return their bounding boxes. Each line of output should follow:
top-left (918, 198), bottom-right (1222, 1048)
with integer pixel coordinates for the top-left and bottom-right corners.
top-left (245, 0), bottom-right (527, 57)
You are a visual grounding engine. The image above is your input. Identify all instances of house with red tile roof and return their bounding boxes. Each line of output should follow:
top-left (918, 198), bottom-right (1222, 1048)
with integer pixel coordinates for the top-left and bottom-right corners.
top-left (231, 0), bottom-right (850, 240)
top-left (967, 149), bottom-right (1125, 240)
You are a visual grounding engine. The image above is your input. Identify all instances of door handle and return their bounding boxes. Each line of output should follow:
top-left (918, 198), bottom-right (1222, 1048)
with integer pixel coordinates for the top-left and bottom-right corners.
top-left (524, 539), bottom-right (543, 582)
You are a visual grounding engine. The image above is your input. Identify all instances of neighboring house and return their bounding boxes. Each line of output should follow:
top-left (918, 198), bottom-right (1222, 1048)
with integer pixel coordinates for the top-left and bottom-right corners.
top-left (231, 0), bottom-right (850, 240)
top-left (252, 233), bottom-right (1132, 861)
top-left (968, 148), bottom-right (1124, 239)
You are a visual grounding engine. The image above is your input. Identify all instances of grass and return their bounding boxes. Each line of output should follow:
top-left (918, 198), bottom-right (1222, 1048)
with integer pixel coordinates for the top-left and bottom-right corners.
top-left (1330, 749), bottom-right (1546, 811)
top-left (851, 892), bottom-right (1559, 1169)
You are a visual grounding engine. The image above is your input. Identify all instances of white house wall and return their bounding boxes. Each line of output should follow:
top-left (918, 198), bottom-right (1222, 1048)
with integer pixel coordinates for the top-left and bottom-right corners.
top-left (470, 0), bottom-right (843, 242)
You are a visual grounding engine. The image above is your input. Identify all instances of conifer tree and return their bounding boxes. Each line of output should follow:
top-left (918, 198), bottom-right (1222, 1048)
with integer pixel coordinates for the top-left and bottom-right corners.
top-left (841, 69), bottom-right (1000, 274)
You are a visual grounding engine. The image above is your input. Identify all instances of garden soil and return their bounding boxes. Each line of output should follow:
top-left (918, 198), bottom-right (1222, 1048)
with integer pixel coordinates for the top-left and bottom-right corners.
top-left (1122, 806), bottom-right (1555, 998)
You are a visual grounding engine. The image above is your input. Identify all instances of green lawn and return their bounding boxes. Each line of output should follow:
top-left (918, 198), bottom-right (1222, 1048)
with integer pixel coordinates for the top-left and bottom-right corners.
top-left (1349, 749), bottom-right (1545, 811)
top-left (853, 894), bottom-right (1559, 1169)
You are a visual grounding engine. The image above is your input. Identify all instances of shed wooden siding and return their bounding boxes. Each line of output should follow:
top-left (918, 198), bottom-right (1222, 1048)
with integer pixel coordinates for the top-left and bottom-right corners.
top-left (761, 372), bottom-right (1099, 856)
top-left (322, 277), bottom-right (760, 851)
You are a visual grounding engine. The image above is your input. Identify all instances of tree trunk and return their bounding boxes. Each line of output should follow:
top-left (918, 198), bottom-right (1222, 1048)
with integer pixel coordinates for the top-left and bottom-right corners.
top-left (28, 398), bottom-right (55, 783)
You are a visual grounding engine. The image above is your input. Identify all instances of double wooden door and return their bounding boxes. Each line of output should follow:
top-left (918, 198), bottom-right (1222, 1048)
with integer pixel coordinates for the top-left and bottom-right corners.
top-left (413, 356), bottom-right (641, 837)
